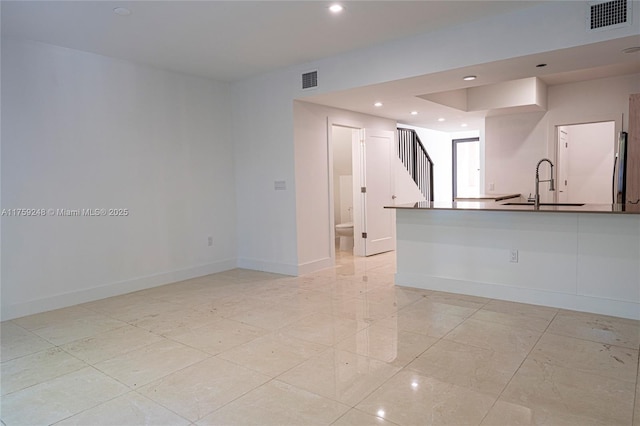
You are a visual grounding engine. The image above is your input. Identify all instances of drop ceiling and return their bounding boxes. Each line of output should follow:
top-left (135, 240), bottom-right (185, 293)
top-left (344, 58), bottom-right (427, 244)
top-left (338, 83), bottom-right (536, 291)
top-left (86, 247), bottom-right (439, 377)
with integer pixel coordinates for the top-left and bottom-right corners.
top-left (302, 35), bottom-right (640, 132)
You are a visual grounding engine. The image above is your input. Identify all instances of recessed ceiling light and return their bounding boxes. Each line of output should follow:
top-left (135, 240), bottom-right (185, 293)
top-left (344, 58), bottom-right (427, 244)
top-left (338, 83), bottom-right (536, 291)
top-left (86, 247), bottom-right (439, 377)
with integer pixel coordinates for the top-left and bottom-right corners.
top-left (536, 63), bottom-right (547, 68)
top-left (461, 123), bottom-right (468, 127)
top-left (463, 75), bottom-right (477, 81)
top-left (329, 4), bottom-right (344, 13)
top-left (437, 118), bottom-right (445, 122)
top-left (113, 7), bottom-right (131, 16)
top-left (374, 102), bottom-right (383, 107)
top-left (622, 47), bottom-right (640, 54)
top-left (410, 111), bottom-right (418, 115)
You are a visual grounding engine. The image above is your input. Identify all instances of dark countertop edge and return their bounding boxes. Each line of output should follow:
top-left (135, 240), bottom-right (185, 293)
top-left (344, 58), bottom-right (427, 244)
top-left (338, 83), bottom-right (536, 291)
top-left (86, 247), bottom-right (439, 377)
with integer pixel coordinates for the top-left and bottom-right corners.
top-left (385, 201), bottom-right (640, 215)
top-left (494, 194), bottom-right (521, 202)
top-left (453, 194), bottom-right (521, 202)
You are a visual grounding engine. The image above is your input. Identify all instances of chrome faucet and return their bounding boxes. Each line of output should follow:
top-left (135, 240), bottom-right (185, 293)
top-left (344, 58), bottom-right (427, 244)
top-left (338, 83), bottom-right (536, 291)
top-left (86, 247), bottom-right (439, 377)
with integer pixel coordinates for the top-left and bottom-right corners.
top-left (535, 158), bottom-right (555, 208)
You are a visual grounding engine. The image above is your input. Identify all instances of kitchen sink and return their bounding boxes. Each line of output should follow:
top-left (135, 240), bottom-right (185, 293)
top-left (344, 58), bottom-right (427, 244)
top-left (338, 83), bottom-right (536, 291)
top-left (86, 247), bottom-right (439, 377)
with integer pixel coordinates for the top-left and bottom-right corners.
top-left (502, 202), bottom-right (585, 206)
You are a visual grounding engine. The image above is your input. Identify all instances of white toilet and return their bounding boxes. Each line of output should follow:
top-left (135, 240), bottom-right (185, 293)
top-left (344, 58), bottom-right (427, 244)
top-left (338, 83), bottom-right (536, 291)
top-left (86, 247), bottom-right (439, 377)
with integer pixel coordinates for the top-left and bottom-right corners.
top-left (335, 222), bottom-right (354, 251)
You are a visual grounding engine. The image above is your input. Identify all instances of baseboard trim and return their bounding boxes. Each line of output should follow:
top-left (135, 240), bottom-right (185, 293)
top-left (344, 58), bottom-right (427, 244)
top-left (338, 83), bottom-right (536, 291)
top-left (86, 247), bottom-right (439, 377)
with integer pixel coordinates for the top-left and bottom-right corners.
top-left (297, 257), bottom-right (334, 275)
top-left (2, 259), bottom-right (237, 321)
top-left (236, 258), bottom-right (298, 276)
top-left (396, 273), bottom-right (640, 320)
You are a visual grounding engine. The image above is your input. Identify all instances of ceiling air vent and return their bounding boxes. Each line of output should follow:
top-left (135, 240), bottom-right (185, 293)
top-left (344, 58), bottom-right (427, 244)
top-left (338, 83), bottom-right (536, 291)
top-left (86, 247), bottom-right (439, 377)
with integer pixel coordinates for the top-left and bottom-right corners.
top-left (302, 70), bottom-right (318, 90)
top-left (589, 0), bottom-right (630, 30)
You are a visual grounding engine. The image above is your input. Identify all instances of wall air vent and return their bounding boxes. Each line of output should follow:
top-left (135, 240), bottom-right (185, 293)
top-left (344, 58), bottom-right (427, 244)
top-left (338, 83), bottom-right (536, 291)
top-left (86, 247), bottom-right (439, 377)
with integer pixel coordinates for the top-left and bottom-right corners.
top-left (302, 70), bottom-right (318, 90)
top-left (589, 0), bottom-right (630, 30)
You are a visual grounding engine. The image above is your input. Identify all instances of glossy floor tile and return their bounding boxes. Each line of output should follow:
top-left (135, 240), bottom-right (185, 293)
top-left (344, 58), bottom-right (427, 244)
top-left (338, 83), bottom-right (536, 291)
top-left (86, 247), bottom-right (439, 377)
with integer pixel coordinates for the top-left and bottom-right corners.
top-left (497, 359), bottom-right (635, 425)
top-left (93, 340), bottom-right (210, 388)
top-left (166, 317), bottom-right (268, 355)
top-left (59, 324), bottom-right (164, 364)
top-left (530, 332), bottom-right (638, 383)
top-left (216, 330), bottom-right (327, 376)
top-left (1, 367), bottom-right (128, 426)
top-left (55, 392), bottom-right (191, 426)
top-left (1, 249), bottom-right (639, 425)
top-left (197, 380), bottom-right (350, 425)
top-left (444, 318), bottom-right (542, 357)
top-left (356, 370), bottom-right (497, 425)
top-left (335, 323), bottom-right (438, 368)
top-left (1, 347), bottom-right (86, 396)
top-left (278, 348), bottom-right (401, 406)
top-left (19, 312), bottom-right (128, 346)
top-left (470, 299), bottom-right (557, 333)
top-left (137, 357), bottom-right (271, 422)
top-left (0, 322), bottom-right (53, 362)
top-left (547, 310), bottom-right (640, 349)
top-left (331, 408), bottom-right (398, 425)
top-left (280, 312), bottom-right (369, 346)
top-left (407, 339), bottom-right (524, 397)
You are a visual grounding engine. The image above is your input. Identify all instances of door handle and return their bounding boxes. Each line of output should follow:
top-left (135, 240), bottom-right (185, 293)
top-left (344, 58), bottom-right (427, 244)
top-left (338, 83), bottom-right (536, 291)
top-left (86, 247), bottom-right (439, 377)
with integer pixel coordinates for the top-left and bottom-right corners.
top-left (391, 195), bottom-right (397, 200)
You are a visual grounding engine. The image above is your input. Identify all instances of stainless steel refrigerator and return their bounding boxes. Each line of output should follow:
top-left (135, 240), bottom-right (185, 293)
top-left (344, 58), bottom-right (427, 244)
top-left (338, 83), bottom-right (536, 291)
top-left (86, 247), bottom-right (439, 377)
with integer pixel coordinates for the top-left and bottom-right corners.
top-left (613, 131), bottom-right (628, 204)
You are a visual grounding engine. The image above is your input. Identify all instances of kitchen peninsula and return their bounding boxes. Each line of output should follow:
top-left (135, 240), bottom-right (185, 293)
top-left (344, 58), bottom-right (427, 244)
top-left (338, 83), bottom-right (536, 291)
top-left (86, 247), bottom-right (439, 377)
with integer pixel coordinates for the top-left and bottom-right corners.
top-left (388, 201), bottom-right (640, 320)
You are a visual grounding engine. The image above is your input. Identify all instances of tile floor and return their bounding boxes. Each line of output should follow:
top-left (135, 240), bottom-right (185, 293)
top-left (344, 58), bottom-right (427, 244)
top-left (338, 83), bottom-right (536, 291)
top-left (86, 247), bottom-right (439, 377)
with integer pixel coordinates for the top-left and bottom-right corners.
top-left (1, 250), bottom-right (639, 425)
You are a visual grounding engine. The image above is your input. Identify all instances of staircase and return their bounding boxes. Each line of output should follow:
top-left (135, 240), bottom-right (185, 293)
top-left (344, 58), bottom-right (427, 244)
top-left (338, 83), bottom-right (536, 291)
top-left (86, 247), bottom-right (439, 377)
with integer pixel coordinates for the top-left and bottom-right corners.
top-left (397, 128), bottom-right (434, 202)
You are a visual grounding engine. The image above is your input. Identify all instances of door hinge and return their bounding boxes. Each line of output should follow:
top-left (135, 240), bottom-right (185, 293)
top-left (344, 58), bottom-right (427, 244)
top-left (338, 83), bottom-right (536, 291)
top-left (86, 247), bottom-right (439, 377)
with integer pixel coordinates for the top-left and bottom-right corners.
top-left (362, 232), bottom-right (367, 239)
top-left (361, 187), bottom-right (366, 193)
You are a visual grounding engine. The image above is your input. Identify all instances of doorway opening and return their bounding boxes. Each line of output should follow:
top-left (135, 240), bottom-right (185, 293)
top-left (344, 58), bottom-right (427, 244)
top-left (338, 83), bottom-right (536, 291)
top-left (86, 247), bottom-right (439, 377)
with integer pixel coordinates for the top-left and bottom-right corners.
top-left (452, 137), bottom-right (480, 200)
top-left (556, 121), bottom-right (615, 204)
top-left (329, 124), bottom-right (396, 261)
top-left (331, 125), bottom-right (356, 255)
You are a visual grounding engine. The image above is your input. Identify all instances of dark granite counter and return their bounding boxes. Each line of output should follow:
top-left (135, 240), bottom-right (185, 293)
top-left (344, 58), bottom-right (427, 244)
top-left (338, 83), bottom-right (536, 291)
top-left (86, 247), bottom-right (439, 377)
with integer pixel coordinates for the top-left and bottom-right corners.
top-left (453, 193), bottom-right (520, 202)
top-left (387, 200), bottom-right (640, 214)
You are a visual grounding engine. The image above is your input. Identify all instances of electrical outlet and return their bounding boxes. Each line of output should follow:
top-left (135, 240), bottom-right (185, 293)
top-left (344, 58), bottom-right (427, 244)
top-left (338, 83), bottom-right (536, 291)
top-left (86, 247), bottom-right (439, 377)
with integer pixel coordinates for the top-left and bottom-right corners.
top-left (207, 236), bottom-right (213, 247)
top-left (489, 183), bottom-right (495, 191)
top-left (509, 249), bottom-right (519, 263)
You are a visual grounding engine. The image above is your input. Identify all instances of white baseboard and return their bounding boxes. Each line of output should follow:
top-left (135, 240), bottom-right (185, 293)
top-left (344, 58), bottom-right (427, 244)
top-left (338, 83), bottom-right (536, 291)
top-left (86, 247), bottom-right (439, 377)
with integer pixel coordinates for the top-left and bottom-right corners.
top-left (236, 258), bottom-right (298, 276)
top-left (396, 273), bottom-right (640, 321)
top-left (1, 259), bottom-right (237, 321)
top-left (236, 256), bottom-right (334, 277)
top-left (297, 257), bottom-right (334, 275)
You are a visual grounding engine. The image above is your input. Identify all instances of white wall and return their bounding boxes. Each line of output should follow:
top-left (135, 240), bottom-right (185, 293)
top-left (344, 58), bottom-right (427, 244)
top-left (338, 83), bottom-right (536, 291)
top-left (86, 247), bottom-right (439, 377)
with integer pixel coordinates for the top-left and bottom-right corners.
top-left (485, 111), bottom-right (548, 201)
top-left (393, 160), bottom-right (426, 206)
top-left (485, 73), bottom-right (640, 202)
top-left (231, 69), bottom-right (300, 276)
top-left (467, 77), bottom-right (546, 113)
top-left (1, 39), bottom-right (237, 320)
top-left (293, 101), bottom-right (397, 273)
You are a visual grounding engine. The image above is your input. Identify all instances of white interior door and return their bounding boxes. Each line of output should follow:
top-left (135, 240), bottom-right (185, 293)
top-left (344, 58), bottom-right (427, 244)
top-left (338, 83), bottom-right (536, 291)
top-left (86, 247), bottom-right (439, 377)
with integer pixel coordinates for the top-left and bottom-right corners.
top-left (557, 128), bottom-right (569, 203)
top-left (359, 129), bottom-right (395, 256)
top-left (454, 139), bottom-right (480, 198)
top-left (557, 122), bottom-right (615, 204)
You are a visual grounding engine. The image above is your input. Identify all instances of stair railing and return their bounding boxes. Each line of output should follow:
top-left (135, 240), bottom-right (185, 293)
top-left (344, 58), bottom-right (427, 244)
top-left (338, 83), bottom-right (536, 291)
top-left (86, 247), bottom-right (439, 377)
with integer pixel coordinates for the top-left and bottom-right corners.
top-left (397, 128), bottom-right (434, 202)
